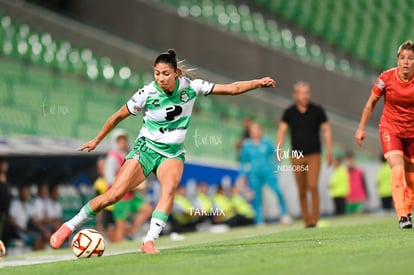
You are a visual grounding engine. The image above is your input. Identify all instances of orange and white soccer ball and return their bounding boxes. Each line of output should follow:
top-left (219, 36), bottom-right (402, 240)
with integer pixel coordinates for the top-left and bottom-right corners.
top-left (72, 229), bottom-right (105, 258)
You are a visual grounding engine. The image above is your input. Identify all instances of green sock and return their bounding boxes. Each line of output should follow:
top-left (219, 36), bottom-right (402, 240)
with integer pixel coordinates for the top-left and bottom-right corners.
top-left (66, 202), bottom-right (97, 231)
top-left (152, 210), bottom-right (169, 223)
top-left (85, 201), bottom-right (97, 217)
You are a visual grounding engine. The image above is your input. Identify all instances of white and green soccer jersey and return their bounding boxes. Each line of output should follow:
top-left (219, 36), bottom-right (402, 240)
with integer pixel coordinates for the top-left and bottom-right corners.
top-left (126, 77), bottom-right (215, 157)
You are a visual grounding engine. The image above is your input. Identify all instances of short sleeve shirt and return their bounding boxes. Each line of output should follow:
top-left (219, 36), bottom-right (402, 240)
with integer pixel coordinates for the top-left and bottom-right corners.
top-left (32, 197), bottom-right (47, 221)
top-left (9, 199), bottom-right (33, 229)
top-left (46, 199), bottom-right (63, 220)
top-left (282, 103), bottom-right (328, 155)
top-left (126, 77), bottom-right (214, 157)
top-left (372, 68), bottom-right (414, 138)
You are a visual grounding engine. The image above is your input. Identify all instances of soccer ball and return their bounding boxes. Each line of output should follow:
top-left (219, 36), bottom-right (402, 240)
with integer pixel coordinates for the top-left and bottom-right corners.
top-left (72, 229), bottom-right (105, 258)
top-left (0, 240), bottom-right (6, 260)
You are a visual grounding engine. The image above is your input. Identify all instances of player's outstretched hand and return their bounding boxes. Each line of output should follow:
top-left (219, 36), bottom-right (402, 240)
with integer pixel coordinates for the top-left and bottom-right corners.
top-left (355, 128), bottom-right (365, 147)
top-left (258, 77), bottom-right (276, 88)
top-left (78, 139), bottom-right (99, 152)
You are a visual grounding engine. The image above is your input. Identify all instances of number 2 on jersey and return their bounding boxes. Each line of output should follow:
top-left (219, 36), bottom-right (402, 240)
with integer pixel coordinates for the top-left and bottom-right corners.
top-left (165, 105), bottom-right (183, 121)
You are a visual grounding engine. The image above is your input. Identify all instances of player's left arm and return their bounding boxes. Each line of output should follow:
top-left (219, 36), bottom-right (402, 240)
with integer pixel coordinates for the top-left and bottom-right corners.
top-left (211, 77), bottom-right (276, 95)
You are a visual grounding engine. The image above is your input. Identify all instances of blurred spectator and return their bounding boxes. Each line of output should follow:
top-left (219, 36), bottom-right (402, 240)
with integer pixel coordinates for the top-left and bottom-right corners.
top-left (235, 117), bottom-right (252, 153)
top-left (193, 182), bottom-right (214, 223)
top-left (171, 186), bottom-right (201, 233)
top-left (277, 81), bottom-right (332, 227)
top-left (105, 129), bottom-right (152, 242)
top-left (194, 182), bottom-right (213, 209)
top-left (231, 185), bottom-right (255, 225)
top-left (329, 156), bottom-right (350, 215)
top-left (240, 122), bottom-right (291, 224)
top-left (93, 157), bottom-right (116, 241)
top-left (346, 152), bottom-right (368, 214)
top-left (104, 129), bottom-right (129, 186)
top-left (377, 155), bottom-right (393, 211)
top-left (8, 185), bottom-right (45, 250)
top-left (126, 182), bottom-right (153, 239)
top-left (46, 185), bottom-right (63, 231)
top-left (213, 186), bottom-right (252, 227)
top-left (0, 157), bottom-right (11, 243)
top-left (235, 177), bottom-right (255, 202)
top-left (32, 183), bottom-right (53, 231)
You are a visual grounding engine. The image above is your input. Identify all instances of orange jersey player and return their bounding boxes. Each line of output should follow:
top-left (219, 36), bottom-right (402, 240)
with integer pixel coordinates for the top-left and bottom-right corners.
top-left (355, 40), bottom-right (414, 229)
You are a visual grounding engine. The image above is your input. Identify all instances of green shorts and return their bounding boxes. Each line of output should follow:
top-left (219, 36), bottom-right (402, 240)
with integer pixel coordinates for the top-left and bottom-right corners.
top-left (113, 194), bottom-right (146, 221)
top-left (125, 137), bottom-right (185, 177)
top-left (346, 202), bottom-right (364, 214)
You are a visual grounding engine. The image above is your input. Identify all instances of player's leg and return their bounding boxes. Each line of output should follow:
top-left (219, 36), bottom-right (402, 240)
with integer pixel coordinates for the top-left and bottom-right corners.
top-left (113, 220), bottom-right (127, 242)
top-left (305, 153), bottom-right (321, 226)
top-left (142, 158), bottom-right (184, 254)
top-left (95, 211), bottom-right (104, 235)
top-left (403, 139), bottom-right (414, 223)
top-left (50, 159), bottom-right (146, 248)
top-left (249, 173), bottom-right (263, 224)
top-left (264, 170), bottom-right (289, 221)
top-left (112, 200), bottom-right (131, 242)
top-left (380, 131), bottom-right (408, 227)
top-left (292, 157), bottom-right (310, 226)
top-left (102, 210), bottom-right (116, 242)
top-left (387, 154), bottom-right (406, 225)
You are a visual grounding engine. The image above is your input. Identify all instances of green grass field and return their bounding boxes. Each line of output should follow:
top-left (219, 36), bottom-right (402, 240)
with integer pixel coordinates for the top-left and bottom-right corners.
top-left (1, 214), bottom-right (413, 275)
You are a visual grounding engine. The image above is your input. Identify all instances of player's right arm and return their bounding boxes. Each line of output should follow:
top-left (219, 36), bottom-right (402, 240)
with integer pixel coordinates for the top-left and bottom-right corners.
top-left (78, 105), bottom-right (132, 152)
top-left (276, 121), bottom-right (288, 148)
top-left (355, 92), bottom-right (381, 146)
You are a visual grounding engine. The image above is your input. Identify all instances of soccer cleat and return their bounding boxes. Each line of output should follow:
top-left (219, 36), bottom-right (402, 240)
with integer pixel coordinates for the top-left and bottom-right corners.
top-left (399, 216), bottom-right (412, 229)
top-left (408, 213), bottom-right (412, 223)
top-left (141, 240), bottom-right (160, 254)
top-left (50, 223), bottom-right (73, 249)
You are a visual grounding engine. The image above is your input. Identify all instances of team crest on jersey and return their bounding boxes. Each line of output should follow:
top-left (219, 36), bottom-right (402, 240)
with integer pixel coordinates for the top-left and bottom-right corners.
top-left (180, 91), bottom-right (189, 102)
top-left (376, 79), bottom-right (385, 90)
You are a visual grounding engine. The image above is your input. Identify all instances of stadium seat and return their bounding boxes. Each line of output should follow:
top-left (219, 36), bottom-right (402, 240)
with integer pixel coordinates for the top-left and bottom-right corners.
top-left (252, 0), bottom-right (414, 71)
top-left (0, 105), bottom-right (35, 135)
top-left (157, 0), bottom-right (361, 79)
top-left (12, 82), bottom-right (46, 114)
top-left (0, 11), bottom-right (275, 161)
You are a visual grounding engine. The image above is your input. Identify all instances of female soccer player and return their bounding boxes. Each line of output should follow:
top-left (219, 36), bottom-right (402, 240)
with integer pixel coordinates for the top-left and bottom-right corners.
top-left (355, 40), bottom-right (414, 229)
top-left (50, 49), bottom-right (276, 253)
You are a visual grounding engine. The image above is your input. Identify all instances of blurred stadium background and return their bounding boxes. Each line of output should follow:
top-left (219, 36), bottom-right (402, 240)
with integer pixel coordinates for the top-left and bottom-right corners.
top-left (0, 0), bottom-right (409, 246)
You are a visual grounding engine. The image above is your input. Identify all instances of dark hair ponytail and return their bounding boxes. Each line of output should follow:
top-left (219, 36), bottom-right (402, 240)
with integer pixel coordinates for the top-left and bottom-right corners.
top-left (166, 49), bottom-right (176, 60)
top-left (154, 49), bottom-right (177, 70)
top-left (154, 49), bottom-right (193, 77)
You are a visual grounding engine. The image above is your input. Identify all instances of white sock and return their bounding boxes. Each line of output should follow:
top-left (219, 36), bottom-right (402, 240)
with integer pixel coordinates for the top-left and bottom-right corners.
top-left (65, 205), bottom-right (94, 231)
top-left (143, 218), bottom-right (166, 243)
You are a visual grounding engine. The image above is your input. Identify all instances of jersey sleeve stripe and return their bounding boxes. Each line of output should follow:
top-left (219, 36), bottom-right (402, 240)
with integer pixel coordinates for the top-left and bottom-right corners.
top-left (125, 103), bottom-right (137, 116)
top-left (205, 84), bottom-right (215, 96)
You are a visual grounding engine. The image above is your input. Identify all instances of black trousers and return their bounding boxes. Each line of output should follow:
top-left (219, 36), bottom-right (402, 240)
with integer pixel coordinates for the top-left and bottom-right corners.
top-left (333, 197), bottom-right (346, 215)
